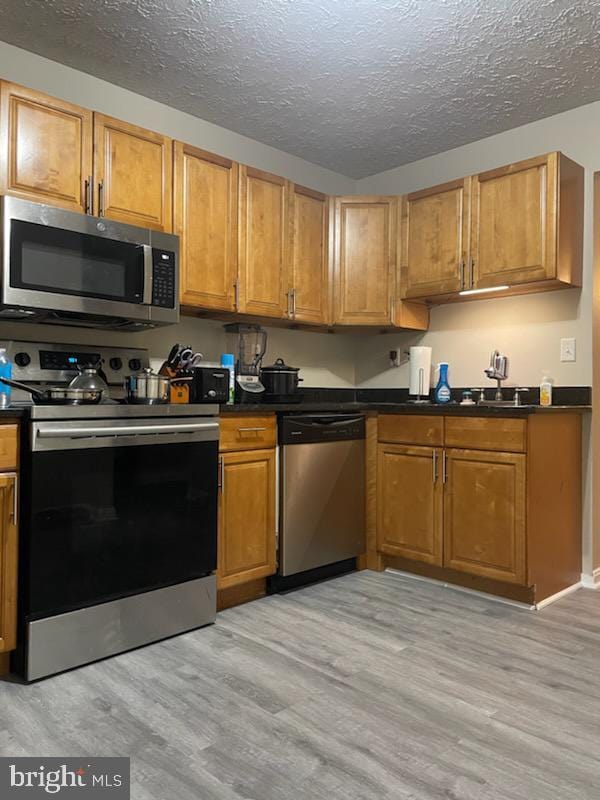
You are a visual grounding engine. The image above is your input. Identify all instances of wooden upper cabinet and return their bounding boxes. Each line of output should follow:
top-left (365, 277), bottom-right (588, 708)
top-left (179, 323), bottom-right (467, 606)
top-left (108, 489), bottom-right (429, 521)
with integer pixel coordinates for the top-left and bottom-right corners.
top-left (401, 179), bottom-right (470, 299)
top-left (333, 196), bottom-right (396, 326)
top-left (377, 443), bottom-right (443, 565)
top-left (470, 152), bottom-right (583, 290)
top-left (93, 114), bottom-right (172, 231)
top-left (0, 472), bottom-right (18, 653)
top-left (238, 166), bottom-right (288, 318)
top-left (174, 143), bottom-right (238, 311)
top-left (217, 448), bottom-right (276, 590)
top-left (443, 448), bottom-right (526, 584)
top-left (0, 81), bottom-right (92, 213)
top-left (288, 184), bottom-right (329, 324)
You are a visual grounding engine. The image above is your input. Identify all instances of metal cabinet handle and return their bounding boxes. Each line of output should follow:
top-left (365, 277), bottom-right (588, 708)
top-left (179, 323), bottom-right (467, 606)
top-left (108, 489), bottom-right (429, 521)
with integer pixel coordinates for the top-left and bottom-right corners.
top-left (469, 258), bottom-right (475, 288)
top-left (292, 288), bottom-right (297, 318)
top-left (4, 473), bottom-right (17, 526)
top-left (234, 281), bottom-right (240, 310)
top-left (442, 450), bottom-right (448, 484)
top-left (460, 259), bottom-right (466, 289)
top-left (237, 427), bottom-right (267, 433)
top-left (218, 457), bottom-right (224, 493)
top-left (98, 180), bottom-right (105, 217)
top-left (84, 175), bottom-right (92, 214)
top-left (286, 290), bottom-right (291, 318)
top-left (432, 450), bottom-right (438, 483)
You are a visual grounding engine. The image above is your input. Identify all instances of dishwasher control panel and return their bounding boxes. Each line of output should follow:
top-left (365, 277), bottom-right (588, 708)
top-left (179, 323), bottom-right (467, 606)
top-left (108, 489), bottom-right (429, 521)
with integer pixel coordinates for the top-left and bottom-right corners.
top-left (279, 414), bottom-right (365, 445)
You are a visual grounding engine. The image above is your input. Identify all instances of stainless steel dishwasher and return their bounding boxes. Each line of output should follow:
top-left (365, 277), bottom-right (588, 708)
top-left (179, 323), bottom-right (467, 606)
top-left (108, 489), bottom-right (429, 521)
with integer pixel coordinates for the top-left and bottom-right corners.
top-left (272, 413), bottom-right (365, 591)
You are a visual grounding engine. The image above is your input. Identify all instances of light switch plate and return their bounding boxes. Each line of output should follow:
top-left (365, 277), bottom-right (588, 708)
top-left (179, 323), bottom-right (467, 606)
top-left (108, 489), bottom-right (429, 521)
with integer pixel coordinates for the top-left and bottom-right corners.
top-left (560, 337), bottom-right (576, 362)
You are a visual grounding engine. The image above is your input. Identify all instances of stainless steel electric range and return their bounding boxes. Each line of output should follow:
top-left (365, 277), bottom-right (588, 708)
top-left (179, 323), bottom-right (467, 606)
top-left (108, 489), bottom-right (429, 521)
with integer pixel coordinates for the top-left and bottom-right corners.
top-left (8, 341), bottom-right (219, 681)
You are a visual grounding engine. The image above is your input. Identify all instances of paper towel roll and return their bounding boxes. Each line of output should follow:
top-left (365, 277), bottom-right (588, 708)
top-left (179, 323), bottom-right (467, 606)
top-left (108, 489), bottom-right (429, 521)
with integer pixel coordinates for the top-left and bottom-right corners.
top-left (409, 347), bottom-right (432, 396)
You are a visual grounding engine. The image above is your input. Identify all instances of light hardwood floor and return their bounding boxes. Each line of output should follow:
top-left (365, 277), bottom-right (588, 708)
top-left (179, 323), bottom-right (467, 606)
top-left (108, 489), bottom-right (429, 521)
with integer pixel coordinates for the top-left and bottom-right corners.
top-left (1, 570), bottom-right (600, 799)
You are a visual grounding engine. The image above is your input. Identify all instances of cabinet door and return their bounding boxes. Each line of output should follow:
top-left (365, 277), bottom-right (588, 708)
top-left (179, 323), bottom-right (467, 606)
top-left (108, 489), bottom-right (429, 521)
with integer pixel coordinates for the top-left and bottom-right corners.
top-left (174, 143), bottom-right (238, 311)
top-left (0, 474), bottom-right (17, 652)
top-left (0, 81), bottom-right (92, 213)
top-left (444, 448), bottom-right (526, 584)
top-left (218, 449), bottom-right (276, 589)
top-left (94, 114), bottom-right (172, 231)
top-left (377, 444), bottom-right (443, 565)
top-left (238, 166), bottom-right (288, 318)
top-left (289, 184), bottom-right (329, 324)
top-left (401, 179), bottom-right (469, 298)
top-left (470, 154), bottom-right (557, 288)
top-left (333, 196), bottom-right (395, 325)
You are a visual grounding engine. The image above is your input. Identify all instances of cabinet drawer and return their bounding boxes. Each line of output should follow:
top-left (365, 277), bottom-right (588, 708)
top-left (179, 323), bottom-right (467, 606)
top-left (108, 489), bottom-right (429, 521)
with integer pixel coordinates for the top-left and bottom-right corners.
top-left (219, 415), bottom-right (276, 452)
top-left (0, 425), bottom-right (18, 470)
top-left (378, 415), bottom-right (443, 446)
top-left (444, 417), bottom-right (527, 453)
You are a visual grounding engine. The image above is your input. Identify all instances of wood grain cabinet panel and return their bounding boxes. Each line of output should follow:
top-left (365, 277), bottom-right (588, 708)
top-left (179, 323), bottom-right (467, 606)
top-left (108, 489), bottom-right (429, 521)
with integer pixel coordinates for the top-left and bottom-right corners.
top-left (0, 473), bottom-right (18, 652)
top-left (443, 448), bottom-right (526, 584)
top-left (219, 415), bottom-right (276, 453)
top-left (333, 196), bottom-right (396, 326)
top-left (288, 184), bottom-right (329, 324)
top-left (174, 143), bottom-right (238, 311)
top-left (217, 448), bottom-right (276, 589)
top-left (0, 81), bottom-right (92, 213)
top-left (94, 114), bottom-right (172, 231)
top-left (402, 179), bottom-right (469, 298)
top-left (378, 414), bottom-right (444, 447)
top-left (377, 444), bottom-right (443, 565)
top-left (238, 166), bottom-right (288, 318)
top-left (444, 417), bottom-right (527, 453)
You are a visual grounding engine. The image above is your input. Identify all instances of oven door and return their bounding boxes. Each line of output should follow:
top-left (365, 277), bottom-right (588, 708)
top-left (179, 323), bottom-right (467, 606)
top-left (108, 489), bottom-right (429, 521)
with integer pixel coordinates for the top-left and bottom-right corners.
top-left (23, 417), bottom-right (219, 620)
top-left (2, 196), bottom-right (152, 322)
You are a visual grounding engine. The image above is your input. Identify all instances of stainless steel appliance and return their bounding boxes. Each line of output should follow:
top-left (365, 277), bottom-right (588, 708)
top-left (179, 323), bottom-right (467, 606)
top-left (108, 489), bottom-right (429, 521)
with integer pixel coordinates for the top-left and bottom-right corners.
top-left (224, 323), bottom-right (267, 402)
top-left (10, 341), bottom-right (218, 681)
top-left (274, 414), bottom-right (365, 590)
top-left (0, 196), bottom-right (179, 329)
top-left (484, 349), bottom-right (509, 401)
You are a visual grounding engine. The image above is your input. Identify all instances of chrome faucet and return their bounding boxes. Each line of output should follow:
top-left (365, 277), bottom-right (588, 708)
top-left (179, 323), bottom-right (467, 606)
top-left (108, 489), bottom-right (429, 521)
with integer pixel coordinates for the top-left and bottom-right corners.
top-left (484, 350), bottom-right (509, 401)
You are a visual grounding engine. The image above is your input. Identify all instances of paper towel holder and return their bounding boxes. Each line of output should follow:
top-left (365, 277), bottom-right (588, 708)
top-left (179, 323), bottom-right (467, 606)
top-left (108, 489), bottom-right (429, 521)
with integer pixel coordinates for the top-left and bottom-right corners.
top-left (407, 347), bottom-right (432, 405)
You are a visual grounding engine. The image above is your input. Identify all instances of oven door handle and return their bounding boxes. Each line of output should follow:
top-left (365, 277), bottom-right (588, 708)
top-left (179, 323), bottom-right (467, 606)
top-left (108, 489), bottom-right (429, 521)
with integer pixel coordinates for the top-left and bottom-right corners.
top-left (142, 244), bottom-right (153, 305)
top-left (36, 421), bottom-right (219, 439)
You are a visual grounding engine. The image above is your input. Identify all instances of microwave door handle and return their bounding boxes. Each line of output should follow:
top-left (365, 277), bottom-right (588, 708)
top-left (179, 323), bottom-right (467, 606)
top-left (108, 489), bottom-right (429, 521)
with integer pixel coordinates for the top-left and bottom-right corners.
top-left (142, 244), bottom-right (153, 305)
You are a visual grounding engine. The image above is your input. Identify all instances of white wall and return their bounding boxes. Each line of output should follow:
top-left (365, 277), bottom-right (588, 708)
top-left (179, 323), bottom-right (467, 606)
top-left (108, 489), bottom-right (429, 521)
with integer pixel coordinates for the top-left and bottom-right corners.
top-left (356, 100), bottom-right (600, 390)
top-left (0, 42), bottom-right (359, 387)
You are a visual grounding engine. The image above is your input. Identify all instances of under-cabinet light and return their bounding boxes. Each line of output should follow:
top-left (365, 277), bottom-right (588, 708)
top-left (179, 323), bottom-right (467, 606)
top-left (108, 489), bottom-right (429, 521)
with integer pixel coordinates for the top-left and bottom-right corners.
top-left (458, 285), bottom-right (510, 296)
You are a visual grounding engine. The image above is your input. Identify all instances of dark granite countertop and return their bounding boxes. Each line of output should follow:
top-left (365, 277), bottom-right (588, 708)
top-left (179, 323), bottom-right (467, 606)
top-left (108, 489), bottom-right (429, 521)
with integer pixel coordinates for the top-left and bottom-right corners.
top-left (220, 401), bottom-right (590, 415)
top-left (0, 407), bottom-right (28, 418)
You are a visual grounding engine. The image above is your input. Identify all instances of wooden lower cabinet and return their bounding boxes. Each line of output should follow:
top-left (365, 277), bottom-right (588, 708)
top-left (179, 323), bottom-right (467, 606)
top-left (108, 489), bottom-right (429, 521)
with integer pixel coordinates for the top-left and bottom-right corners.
top-left (0, 472), bottom-right (18, 653)
top-left (374, 413), bottom-right (582, 603)
top-left (217, 447), bottom-right (276, 590)
top-left (377, 444), bottom-right (442, 565)
top-left (443, 448), bottom-right (526, 584)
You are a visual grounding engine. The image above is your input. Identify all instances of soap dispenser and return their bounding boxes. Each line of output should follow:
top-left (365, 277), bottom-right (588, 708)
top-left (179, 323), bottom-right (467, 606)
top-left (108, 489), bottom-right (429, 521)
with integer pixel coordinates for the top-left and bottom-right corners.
top-left (434, 362), bottom-right (452, 404)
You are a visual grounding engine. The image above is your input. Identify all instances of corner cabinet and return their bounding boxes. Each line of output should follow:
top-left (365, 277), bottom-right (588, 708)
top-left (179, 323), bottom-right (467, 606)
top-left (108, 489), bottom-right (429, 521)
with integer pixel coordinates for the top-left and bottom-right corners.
top-left (174, 143), bottom-right (238, 312)
top-left (375, 413), bottom-right (582, 604)
top-left (332, 196), bottom-right (396, 326)
top-left (0, 81), bottom-right (92, 213)
top-left (238, 166), bottom-right (289, 318)
top-left (93, 114), bottom-right (172, 232)
top-left (217, 416), bottom-right (277, 592)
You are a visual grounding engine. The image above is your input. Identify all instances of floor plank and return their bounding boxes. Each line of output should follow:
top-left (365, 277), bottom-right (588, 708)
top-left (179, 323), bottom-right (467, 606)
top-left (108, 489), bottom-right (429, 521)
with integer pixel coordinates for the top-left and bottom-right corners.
top-left (1, 570), bottom-right (600, 799)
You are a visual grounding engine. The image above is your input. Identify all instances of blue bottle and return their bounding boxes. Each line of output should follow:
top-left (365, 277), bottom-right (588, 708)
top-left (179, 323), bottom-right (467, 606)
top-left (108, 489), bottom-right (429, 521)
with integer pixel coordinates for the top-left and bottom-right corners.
top-left (434, 362), bottom-right (451, 404)
top-left (0, 348), bottom-right (12, 409)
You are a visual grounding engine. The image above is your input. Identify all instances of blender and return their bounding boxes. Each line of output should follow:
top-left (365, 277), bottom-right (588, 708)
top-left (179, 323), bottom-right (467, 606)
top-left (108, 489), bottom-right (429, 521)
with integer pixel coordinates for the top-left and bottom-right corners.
top-left (224, 324), bottom-right (267, 402)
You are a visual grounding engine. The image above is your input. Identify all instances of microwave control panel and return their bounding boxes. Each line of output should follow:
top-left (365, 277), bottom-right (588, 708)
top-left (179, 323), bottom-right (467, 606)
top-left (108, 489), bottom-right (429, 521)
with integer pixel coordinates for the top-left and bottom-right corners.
top-left (151, 249), bottom-right (176, 308)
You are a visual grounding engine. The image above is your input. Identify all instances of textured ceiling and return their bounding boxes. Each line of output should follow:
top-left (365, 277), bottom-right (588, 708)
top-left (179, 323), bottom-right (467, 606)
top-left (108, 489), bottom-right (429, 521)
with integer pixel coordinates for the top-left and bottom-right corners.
top-left (1, 0), bottom-right (600, 178)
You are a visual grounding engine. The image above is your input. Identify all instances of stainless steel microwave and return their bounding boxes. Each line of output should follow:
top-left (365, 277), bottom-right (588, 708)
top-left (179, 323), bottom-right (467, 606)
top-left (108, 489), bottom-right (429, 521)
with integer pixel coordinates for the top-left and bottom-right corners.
top-left (0, 196), bottom-right (179, 329)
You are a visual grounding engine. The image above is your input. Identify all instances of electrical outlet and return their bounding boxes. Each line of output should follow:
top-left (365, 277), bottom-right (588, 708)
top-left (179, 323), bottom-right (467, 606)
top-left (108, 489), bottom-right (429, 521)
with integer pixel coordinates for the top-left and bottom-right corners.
top-left (560, 337), bottom-right (576, 362)
top-left (389, 350), bottom-right (400, 367)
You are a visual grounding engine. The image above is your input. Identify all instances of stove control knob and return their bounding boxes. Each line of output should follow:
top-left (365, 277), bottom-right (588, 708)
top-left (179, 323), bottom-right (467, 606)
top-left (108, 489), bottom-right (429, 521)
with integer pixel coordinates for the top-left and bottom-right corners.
top-left (128, 358), bottom-right (142, 372)
top-left (109, 357), bottom-right (123, 371)
top-left (15, 352), bottom-right (31, 367)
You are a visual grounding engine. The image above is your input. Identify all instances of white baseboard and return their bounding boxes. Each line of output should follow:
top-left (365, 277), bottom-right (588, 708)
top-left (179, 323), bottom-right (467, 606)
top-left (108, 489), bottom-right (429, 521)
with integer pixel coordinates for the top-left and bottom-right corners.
top-left (535, 582), bottom-right (581, 610)
top-left (581, 568), bottom-right (600, 589)
top-left (384, 568), bottom-right (534, 609)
